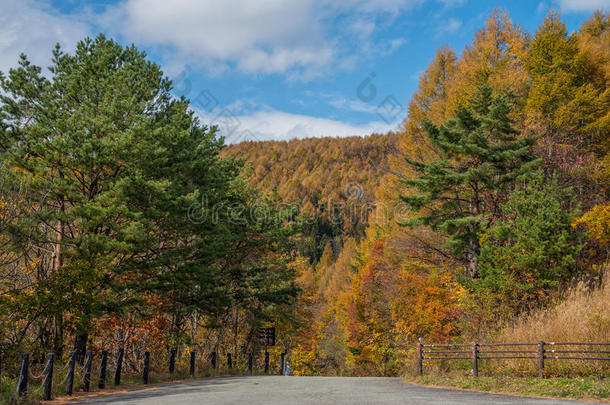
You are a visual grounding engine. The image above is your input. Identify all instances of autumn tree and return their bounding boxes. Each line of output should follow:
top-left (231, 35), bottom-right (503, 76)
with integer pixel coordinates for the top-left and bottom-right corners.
top-left (525, 11), bottom-right (581, 128)
top-left (446, 10), bottom-right (528, 113)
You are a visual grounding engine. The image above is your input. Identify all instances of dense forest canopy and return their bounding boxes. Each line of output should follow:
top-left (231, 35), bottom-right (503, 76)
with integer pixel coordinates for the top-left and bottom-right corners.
top-left (222, 134), bottom-right (398, 263)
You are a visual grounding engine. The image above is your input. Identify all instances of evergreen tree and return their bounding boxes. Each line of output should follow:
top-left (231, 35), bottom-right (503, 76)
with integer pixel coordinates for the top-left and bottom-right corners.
top-left (477, 171), bottom-right (582, 310)
top-left (398, 85), bottom-right (539, 278)
top-left (1, 35), bottom-right (188, 355)
top-left (0, 34), bottom-right (292, 355)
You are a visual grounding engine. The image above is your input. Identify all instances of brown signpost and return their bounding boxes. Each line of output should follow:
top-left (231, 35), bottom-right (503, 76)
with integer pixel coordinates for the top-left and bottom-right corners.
top-left (259, 327), bottom-right (276, 374)
top-left (258, 327), bottom-right (276, 346)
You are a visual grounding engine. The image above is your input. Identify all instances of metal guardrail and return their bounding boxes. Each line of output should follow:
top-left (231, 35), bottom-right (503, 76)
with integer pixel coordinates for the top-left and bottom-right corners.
top-left (416, 338), bottom-right (610, 377)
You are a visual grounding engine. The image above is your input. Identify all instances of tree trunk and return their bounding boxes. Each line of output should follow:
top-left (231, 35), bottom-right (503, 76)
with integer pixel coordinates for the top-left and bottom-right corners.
top-left (74, 333), bottom-right (88, 365)
top-left (465, 238), bottom-right (480, 279)
top-left (233, 307), bottom-right (239, 361)
top-left (53, 315), bottom-right (63, 359)
top-left (53, 184), bottom-right (65, 358)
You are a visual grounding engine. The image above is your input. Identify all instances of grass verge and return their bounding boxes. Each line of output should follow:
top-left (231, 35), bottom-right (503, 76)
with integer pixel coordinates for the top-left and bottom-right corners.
top-left (405, 372), bottom-right (610, 402)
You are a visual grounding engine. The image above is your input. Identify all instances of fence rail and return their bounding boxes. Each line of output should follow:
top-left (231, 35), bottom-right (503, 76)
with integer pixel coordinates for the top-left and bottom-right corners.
top-left (416, 338), bottom-right (610, 377)
top-left (3, 348), bottom-right (287, 401)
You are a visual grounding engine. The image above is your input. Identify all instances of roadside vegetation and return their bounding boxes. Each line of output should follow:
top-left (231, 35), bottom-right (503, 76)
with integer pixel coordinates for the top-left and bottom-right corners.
top-left (406, 373), bottom-right (609, 401)
top-left (403, 269), bottom-right (610, 401)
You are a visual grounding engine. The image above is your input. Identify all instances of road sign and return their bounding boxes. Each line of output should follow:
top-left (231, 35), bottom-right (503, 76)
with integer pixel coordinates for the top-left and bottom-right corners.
top-left (258, 327), bottom-right (276, 346)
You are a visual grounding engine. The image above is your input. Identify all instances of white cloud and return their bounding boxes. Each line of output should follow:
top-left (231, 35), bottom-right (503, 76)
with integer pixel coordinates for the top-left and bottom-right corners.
top-left (0, 0), bottom-right (464, 79)
top-left (537, 2), bottom-right (548, 14)
top-left (197, 107), bottom-right (395, 142)
top-left (437, 17), bottom-right (462, 35)
top-left (0, 0), bottom-right (89, 73)
top-left (387, 38), bottom-right (407, 53)
top-left (446, 17), bottom-right (463, 32)
top-left (104, 0), bottom-right (330, 78)
top-left (102, 0), bottom-right (443, 78)
top-left (349, 18), bottom-right (377, 40)
top-left (325, 94), bottom-right (379, 114)
top-left (556, 0), bottom-right (610, 12)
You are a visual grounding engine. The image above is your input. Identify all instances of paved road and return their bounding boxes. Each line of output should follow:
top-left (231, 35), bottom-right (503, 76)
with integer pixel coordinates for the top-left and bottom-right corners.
top-left (77, 376), bottom-right (593, 404)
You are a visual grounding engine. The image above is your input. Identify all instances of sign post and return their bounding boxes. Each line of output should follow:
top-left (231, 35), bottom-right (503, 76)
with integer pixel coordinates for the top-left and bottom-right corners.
top-left (258, 327), bottom-right (276, 374)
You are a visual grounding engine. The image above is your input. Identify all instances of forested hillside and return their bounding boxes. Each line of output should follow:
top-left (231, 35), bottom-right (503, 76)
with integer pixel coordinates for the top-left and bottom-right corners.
top-left (223, 134), bottom-right (398, 263)
top-left (228, 10), bottom-right (610, 376)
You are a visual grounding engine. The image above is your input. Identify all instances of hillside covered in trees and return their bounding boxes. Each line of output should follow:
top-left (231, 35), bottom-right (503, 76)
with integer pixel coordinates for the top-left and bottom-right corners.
top-left (228, 10), bottom-right (610, 376)
top-left (222, 134), bottom-right (397, 263)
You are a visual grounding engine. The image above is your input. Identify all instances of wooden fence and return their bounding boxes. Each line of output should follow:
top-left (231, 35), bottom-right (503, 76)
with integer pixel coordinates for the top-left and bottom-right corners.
top-left (416, 338), bottom-right (610, 377)
top-left (5, 348), bottom-right (286, 401)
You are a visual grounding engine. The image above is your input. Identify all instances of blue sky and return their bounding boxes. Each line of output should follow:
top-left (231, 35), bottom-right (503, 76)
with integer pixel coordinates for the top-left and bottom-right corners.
top-left (1, 0), bottom-right (608, 142)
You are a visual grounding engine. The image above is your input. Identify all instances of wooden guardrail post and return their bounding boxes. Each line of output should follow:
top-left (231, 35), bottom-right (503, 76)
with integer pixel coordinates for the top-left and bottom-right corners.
top-left (264, 351), bottom-right (269, 373)
top-left (143, 351), bottom-right (150, 384)
top-left (169, 348), bottom-right (176, 375)
top-left (114, 348), bottom-right (124, 386)
top-left (98, 350), bottom-right (108, 388)
top-left (65, 351), bottom-right (76, 395)
top-left (16, 353), bottom-right (29, 396)
top-left (42, 353), bottom-right (54, 401)
top-left (211, 351), bottom-right (217, 369)
top-left (83, 350), bottom-right (92, 392)
top-left (190, 351), bottom-right (196, 376)
top-left (537, 341), bottom-right (545, 378)
top-left (280, 352), bottom-right (285, 375)
top-left (417, 337), bottom-right (423, 376)
top-left (471, 342), bottom-right (479, 377)
top-left (248, 352), bottom-right (253, 373)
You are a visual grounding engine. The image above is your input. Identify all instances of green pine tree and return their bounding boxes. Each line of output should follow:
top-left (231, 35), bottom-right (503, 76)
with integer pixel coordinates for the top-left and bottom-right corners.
top-left (1, 34), bottom-right (301, 353)
top-left (476, 171), bottom-right (583, 313)
top-left (398, 85), bottom-right (540, 278)
top-left (1, 35), bottom-right (184, 355)
top-left (0, 34), bottom-right (263, 355)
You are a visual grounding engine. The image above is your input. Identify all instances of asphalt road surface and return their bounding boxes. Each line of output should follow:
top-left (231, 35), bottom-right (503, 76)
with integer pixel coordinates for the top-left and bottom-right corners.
top-left (77, 376), bottom-right (593, 404)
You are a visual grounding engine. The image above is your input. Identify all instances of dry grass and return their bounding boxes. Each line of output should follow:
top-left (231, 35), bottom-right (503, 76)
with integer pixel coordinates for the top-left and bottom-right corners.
top-left (491, 264), bottom-right (610, 376)
top-left (496, 266), bottom-right (610, 344)
top-left (406, 270), bottom-right (610, 398)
